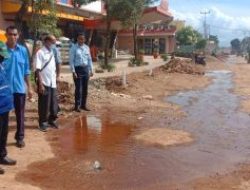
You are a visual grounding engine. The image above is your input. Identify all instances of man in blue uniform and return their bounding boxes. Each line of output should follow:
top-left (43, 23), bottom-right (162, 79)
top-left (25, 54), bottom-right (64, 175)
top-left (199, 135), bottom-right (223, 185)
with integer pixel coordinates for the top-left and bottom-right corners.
top-left (69, 33), bottom-right (93, 112)
top-left (0, 41), bottom-right (16, 174)
top-left (3, 26), bottom-right (33, 148)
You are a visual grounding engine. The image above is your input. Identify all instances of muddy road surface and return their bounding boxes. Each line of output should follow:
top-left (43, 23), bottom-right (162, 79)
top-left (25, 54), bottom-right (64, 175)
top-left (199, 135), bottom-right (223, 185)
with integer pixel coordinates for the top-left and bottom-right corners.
top-left (6, 56), bottom-right (250, 190)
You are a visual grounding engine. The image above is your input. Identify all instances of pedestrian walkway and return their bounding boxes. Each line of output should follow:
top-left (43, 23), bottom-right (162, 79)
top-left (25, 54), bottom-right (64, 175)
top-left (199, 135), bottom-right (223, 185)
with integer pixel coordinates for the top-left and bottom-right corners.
top-left (60, 55), bottom-right (167, 84)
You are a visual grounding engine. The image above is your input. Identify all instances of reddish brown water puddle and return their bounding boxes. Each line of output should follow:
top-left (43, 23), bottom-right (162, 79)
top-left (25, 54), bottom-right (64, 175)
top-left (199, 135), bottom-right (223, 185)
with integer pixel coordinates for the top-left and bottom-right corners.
top-left (17, 114), bottom-right (190, 190)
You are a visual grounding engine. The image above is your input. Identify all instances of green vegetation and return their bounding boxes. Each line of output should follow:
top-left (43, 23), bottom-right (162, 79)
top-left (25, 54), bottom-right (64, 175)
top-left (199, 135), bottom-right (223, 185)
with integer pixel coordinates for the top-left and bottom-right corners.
top-left (230, 38), bottom-right (241, 55)
top-left (99, 60), bottom-right (116, 72)
top-left (176, 26), bottom-right (207, 57)
top-left (161, 54), bottom-right (169, 61)
top-left (128, 57), bottom-right (149, 67)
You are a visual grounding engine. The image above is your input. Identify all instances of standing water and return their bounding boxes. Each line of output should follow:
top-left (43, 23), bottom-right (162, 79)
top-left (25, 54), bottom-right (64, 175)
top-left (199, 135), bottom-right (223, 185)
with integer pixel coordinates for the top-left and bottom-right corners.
top-left (17, 57), bottom-right (250, 189)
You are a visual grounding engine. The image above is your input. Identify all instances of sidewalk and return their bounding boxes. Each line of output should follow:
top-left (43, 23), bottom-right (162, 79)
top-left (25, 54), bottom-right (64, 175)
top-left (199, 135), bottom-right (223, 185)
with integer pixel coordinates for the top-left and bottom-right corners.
top-left (60, 55), bottom-right (166, 84)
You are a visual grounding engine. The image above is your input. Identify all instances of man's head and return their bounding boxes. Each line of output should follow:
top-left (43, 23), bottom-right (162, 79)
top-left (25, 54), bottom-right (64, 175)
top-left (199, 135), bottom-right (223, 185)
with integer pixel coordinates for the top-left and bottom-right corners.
top-left (0, 41), bottom-right (9, 62)
top-left (43, 35), bottom-right (54, 50)
top-left (49, 35), bottom-right (57, 44)
top-left (5, 26), bottom-right (19, 47)
top-left (77, 32), bottom-right (86, 46)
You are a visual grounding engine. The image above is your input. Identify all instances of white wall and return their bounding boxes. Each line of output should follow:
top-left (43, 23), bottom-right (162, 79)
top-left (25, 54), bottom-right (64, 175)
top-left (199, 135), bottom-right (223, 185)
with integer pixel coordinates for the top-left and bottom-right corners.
top-left (81, 0), bottom-right (102, 13)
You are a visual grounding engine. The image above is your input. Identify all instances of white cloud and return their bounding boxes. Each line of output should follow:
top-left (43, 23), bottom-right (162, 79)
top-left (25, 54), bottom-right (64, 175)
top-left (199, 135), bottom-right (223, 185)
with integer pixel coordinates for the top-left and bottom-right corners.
top-left (171, 7), bottom-right (250, 47)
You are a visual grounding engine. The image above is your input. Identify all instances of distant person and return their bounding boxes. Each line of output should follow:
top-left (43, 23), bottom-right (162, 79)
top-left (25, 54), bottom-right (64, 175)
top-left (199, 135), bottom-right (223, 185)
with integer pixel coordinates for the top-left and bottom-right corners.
top-left (35, 35), bottom-right (58, 132)
top-left (0, 41), bottom-right (16, 174)
top-left (3, 26), bottom-right (33, 148)
top-left (69, 32), bottom-right (93, 112)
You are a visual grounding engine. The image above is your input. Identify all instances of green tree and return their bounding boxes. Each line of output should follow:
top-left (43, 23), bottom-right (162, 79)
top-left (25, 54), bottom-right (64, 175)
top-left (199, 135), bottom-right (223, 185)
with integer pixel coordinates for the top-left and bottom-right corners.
top-left (240, 37), bottom-right (250, 52)
top-left (176, 26), bottom-right (202, 46)
top-left (115, 0), bottom-right (156, 60)
top-left (195, 39), bottom-right (207, 50)
top-left (230, 38), bottom-right (241, 55)
top-left (28, 0), bottom-right (61, 63)
top-left (209, 35), bottom-right (219, 45)
top-left (15, 0), bottom-right (31, 43)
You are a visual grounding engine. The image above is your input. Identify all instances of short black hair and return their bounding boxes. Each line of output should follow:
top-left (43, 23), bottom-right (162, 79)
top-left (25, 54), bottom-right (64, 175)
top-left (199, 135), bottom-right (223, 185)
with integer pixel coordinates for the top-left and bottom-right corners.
top-left (6, 25), bottom-right (19, 33)
top-left (44, 35), bottom-right (53, 42)
top-left (77, 32), bottom-right (86, 38)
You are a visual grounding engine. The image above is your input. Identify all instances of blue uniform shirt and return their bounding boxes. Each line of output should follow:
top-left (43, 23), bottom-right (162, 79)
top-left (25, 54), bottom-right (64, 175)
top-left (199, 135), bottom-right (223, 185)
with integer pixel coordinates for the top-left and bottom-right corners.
top-left (52, 44), bottom-right (62, 65)
top-left (69, 43), bottom-right (93, 73)
top-left (3, 44), bottom-right (30, 94)
top-left (0, 64), bottom-right (13, 114)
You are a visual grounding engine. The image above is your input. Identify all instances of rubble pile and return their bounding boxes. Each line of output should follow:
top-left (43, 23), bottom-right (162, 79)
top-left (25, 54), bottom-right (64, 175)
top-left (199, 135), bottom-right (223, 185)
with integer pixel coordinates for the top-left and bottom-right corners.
top-left (57, 81), bottom-right (73, 93)
top-left (105, 77), bottom-right (127, 91)
top-left (162, 58), bottom-right (205, 75)
top-left (58, 93), bottom-right (73, 104)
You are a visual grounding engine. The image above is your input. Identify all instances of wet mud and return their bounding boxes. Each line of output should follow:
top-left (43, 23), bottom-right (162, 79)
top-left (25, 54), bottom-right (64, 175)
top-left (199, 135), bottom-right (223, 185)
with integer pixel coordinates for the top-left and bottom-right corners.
top-left (16, 57), bottom-right (250, 190)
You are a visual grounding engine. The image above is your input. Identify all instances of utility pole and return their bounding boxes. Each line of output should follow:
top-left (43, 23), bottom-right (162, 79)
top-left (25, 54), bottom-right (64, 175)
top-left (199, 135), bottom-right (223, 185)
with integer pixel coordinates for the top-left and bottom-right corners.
top-left (200, 10), bottom-right (210, 39)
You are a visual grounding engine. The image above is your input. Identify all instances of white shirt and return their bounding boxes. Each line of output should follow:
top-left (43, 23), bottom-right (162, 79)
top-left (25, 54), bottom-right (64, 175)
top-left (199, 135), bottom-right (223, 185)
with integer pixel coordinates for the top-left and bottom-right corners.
top-left (35, 46), bottom-right (56, 88)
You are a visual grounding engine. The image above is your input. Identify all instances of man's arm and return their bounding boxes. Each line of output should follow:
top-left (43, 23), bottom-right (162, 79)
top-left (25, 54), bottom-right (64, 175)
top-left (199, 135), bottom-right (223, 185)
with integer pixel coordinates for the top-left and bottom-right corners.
top-left (56, 48), bottom-right (62, 80)
top-left (23, 47), bottom-right (33, 99)
top-left (69, 45), bottom-right (77, 79)
top-left (87, 46), bottom-right (93, 77)
top-left (34, 51), bottom-right (45, 94)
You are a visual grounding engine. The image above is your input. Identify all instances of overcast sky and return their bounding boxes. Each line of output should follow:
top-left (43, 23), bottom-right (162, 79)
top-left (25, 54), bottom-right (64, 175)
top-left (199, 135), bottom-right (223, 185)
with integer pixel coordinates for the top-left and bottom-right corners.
top-left (157, 0), bottom-right (250, 47)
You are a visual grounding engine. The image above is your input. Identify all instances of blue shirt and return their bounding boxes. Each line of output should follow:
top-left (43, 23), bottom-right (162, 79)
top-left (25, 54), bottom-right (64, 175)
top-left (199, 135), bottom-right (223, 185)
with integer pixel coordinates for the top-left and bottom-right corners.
top-left (0, 64), bottom-right (13, 114)
top-left (52, 45), bottom-right (62, 65)
top-left (69, 43), bottom-right (93, 73)
top-left (3, 44), bottom-right (30, 94)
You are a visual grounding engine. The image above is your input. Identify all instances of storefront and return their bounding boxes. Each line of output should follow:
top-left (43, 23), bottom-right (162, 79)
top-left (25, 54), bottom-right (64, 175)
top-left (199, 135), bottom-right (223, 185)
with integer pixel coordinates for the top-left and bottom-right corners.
top-left (117, 0), bottom-right (176, 54)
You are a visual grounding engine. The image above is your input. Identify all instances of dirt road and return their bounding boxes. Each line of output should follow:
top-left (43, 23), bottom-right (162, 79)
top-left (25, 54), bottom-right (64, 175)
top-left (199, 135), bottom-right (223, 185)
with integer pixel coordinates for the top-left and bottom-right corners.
top-left (3, 55), bottom-right (250, 190)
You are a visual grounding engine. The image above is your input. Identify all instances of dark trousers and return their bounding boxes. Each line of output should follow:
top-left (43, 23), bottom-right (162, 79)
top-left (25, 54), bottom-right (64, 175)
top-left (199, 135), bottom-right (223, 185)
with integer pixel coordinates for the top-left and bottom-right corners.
top-left (38, 86), bottom-right (58, 125)
top-left (14, 93), bottom-right (26, 141)
top-left (74, 66), bottom-right (89, 109)
top-left (0, 112), bottom-right (9, 158)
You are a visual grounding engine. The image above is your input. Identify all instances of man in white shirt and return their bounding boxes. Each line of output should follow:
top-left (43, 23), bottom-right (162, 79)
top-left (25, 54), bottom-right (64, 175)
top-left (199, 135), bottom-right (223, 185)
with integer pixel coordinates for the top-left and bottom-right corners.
top-left (35, 35), bottom-right (58, 132)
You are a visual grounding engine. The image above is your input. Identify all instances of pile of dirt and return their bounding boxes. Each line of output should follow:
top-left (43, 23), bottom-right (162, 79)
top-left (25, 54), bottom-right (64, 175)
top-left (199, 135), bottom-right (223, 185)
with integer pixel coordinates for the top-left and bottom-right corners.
top-left (105, 77), bottom-right (126, 92)
top-left (58, 93), bottom-right (73, 104)
top-left (134, 128), bottom-right (193, 147)
top-left (162, 58), bottom-right (205, 75)
top-left (57, 81), bottom-right (73, 93)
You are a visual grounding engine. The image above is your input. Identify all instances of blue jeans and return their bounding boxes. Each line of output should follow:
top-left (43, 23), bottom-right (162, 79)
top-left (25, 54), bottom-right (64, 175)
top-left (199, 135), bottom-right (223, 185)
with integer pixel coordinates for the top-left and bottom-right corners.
top-left (74, 66), bottom-right (89, 109)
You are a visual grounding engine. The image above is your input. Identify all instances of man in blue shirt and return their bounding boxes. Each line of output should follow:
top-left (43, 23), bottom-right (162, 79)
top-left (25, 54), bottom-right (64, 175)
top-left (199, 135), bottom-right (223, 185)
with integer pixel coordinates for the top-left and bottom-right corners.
top-left (3, 26), bottom-right (33, 148)
top-left (69, 33), bottom-right (93, 112)
top-left (0, 41), bottom-right (16, 174)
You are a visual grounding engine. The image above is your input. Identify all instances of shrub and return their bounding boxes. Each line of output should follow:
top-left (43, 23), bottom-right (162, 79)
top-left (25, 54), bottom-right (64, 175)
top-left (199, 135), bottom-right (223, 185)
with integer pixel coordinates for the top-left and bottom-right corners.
top-left (99, 61), bottom-right (116, 72)
top-left (161, 54), bottom-right (169, 61)
top-left (128, 57), bottom-right (146, 67)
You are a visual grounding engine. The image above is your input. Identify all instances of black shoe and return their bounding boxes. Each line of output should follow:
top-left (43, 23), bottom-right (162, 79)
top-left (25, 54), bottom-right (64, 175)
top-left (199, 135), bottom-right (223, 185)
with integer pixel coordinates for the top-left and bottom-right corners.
top-left (81, 107), bottom-right (91, 111)
top-left (0, 156), bottom-right (16, 165)
top-left (48, 121), bottom-right (58, 129)
top-left (16, 140), bottom-right (25, 148)
top-left (0, 167), bottom-right (4, 174)
top-left (38, 123), bottom-right (48, 132)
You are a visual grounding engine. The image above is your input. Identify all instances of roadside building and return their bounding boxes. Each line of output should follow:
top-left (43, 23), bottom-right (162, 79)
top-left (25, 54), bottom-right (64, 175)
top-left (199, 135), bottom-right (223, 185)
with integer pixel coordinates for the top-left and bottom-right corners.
top-left (0, 0), bottom-right (175, 57)
top-left (0, 0), bottom-right (103, 40)
top-left (117, 0), bottom-right (176, 55)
